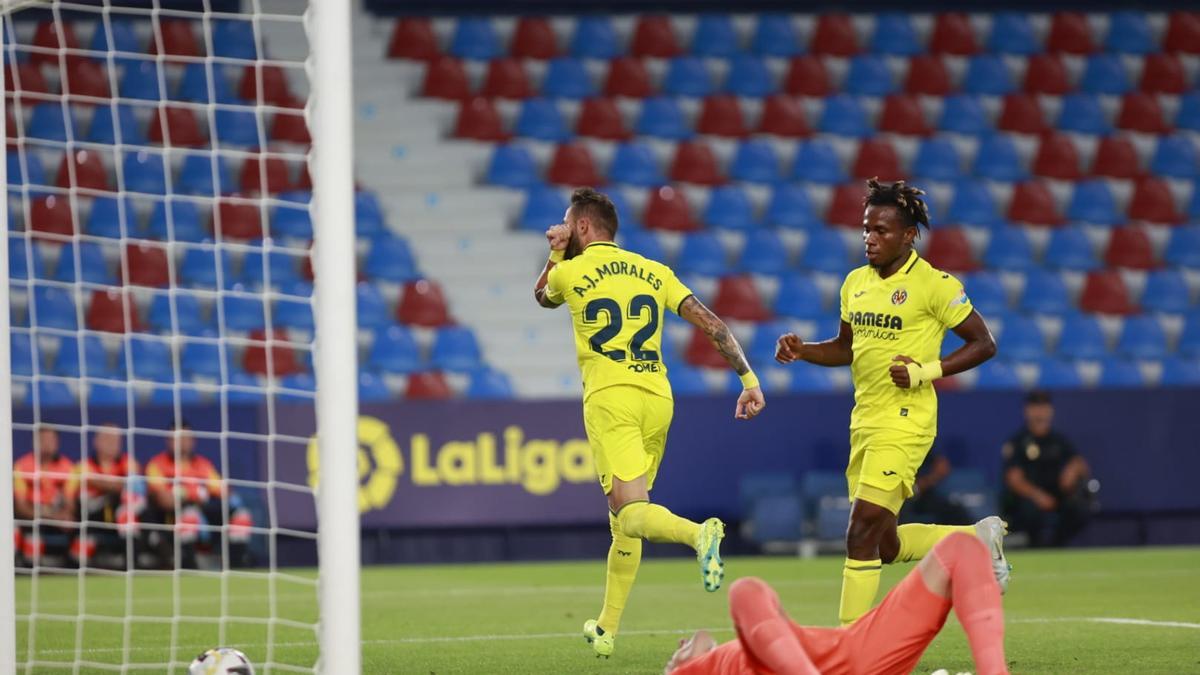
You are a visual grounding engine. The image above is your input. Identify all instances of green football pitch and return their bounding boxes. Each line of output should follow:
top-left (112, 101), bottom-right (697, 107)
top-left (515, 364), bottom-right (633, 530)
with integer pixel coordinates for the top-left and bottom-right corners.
top-left (14, 546), bottom-right (1200, 674)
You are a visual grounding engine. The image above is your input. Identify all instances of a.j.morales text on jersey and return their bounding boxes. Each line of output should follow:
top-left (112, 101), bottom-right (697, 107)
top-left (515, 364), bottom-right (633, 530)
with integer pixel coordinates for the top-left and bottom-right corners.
top-left (569, 259), bottom-right (664, 298)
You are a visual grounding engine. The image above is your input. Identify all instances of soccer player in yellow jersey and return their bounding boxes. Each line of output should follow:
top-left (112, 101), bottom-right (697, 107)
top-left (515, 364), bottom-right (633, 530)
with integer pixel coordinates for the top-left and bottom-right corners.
top-left (775, 179), bottom-right (1010, 625)
top-left (534, 187), bottom-right (766, 658)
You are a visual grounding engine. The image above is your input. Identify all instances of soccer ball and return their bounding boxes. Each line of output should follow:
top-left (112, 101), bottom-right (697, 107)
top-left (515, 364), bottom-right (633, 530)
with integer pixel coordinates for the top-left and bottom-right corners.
top-left (188, 648), bottom-right (255, 675)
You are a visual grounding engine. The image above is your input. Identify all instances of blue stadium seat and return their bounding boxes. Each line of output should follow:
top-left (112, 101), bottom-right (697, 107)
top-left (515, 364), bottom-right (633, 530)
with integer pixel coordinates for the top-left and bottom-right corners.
top-left (1116, 315), bottom-right (1168, 359)
top-left (1036, 357), bottom-right (1084, 389)
top-left (219, 291), bottom-right (266, 332)
top-left (214, 108), bottom-right (260, 146)
top-left (242, 249), bottom-right (300, 288)
top-left (748, 493), bottom-right (805, 542)
top-left (1043, 227), bottom-right (1099, 271)
top-left (87, 105), bottom-right (145, 146)
top-left (974, 359), bottom-right (1022, 389)
top-left (271, 203), bottom-right (312, 240)
top-left (85, 196), bottom-right (137, 239)
top-left (606, 188), bottom-right (642, 230)
top-left (748, 321), bottom-right (791, 364)
top-left (982, 227), bottom-right (1035, 270)
top-left (1141, 269), bottom-right (1191, 314)
top-left (635, 96), bottom-right (693, 139)
top-left (1098, 358), bottom-right (1145, 387)
top-left (609, 141), bottom-right (665, 186)
top-left (90, 17), bottom-right (141, 60)
top-left (1164, 226), bottom-right (1200, 269)
top-left (1080, 55), bottom-right (1131, 94)
top-left (788, 361), bottom-right (838, 392)
top-left (55, 336), bottom-right (119, 379)
top-left (10, 332), bottom-right (34, 377)
top-left (912, 137), bottom-right (962, 181)
top-left (465, 368), bottom-right (514, 399)
top-left (519, 185), bottom-right (568, 231)
top-left (369, 324), bottom-right (422, 374)
top-left (181, 340), bottom-right (229, 378)
top-left (664, 57), bottom-right (715, 97)
top-left (938, 95), bottom-right (991, 136)
top-left (122, 151), bottom-right (168, 195)
top-left (998, 314), bottom-right (1045, 361)
top-left (800, 229), bottom-right (852, 274)
top-left (55, 242), bottom-right (115, 284)
top-left (817, 95), bottom-right (872, 137)
top-left (726, 55), bottom-right (777, 97)
top-left (88, 382), bottom-right (131, 406)
top-left (738, 229), bottom-right (789, 275)
top-left (431, 326), bottom-right (483, 372)
top-left (354, 192), bottom-right (386, 239)
top-left (972, 134), bottom-right (1027, 182)
top-left (844, 55), bottom-right (896, 96)
top-left (774, 273), bottom-right (824, 319)
top-left (1191, 184), bottom-right (1200, 221)
top-left (1020, 269), bottom-right (1073, 315)
top-left (36, 380), bottom-right (76, 407)
top-left (364, 234), bottom-right (420, 282)
top-left (8, 237), bottom-right (43, 280)
top-left (277, 373), bottom-right (317, 403)
top-left (1177, 92), bottom-right (1200, 132)
top-left (515, 98), bottom-right (570, 141)
top-left (704, 185), bottom-right (757, 230)
top-left (128, 336), bottom-right (175, 383)
top-left (729, 139), bottom-right (782, 184)
top-left (148, 384), bottom-right (205, 406)
top-left (1057, 313), bottom-right (1108, 360)
top-left (180, 246), bottom-right (234, 289)
top-left (963, 54), bottom-right (1015, 95)
top-left (1066, 180), bottom-right (1120, 226)
top-left (542, 57), bottom-right (597, 99)
top-left (119, 61), bottom-right (165, 100)
top-left (622, 231), bottom-right (667, 262)
top-left (356, 283), bottom-right (392, 330)
top-left (570, 17), bottom-right (620, 59)
top-left (693, 15), bottom-right (740, 57)
top-left (668, 364), bottom-right (710, 395)
top-left (212, 19), bottom-right (257, 60)
top-left (792, 139), bottom-right (847, 183)
top-left (1159, 356), bottom-right (1200, 386)
top-left (676, 232), bottom-right (730, 276)
top-left (148, 292), bottom-right (208, 335)
top-left (752, 15), bottom-right (801, 56)
top-left (147, 200), bottom-right (207, 242)
top-left (1150, 134), bottom-right (1198, 179)
top-left (177, 154), bottom-right (234, 196)
top-left (450, 17), bottom-right (502, 60)
top-left (176, 63), bottom-right (237, 103)
top-left (739, 472), bottom-right (799, 515)
top-left (964, 271), bottom-right (1009, 315)
top-left (986, 13), bottom-right (1040, 54)
top-left (870, 13), bottom-right (922, 55)
top-left (27, 103), bottom-right (77, 142)
top-left (225, 372), bottom-right (266, 404)
top-left (765, 185), bottom-right (823, 230)
top-left (275, 295), bottom-right (314, 331)
top-left (32, 284), bottom-right (78, 330)
top-left (801, 471), bottom-right (851, 540)
top-left (486, 145), bottom-right (540, 188)
top-left (358, 371), bottom-right (393, 403)
top-left (1105, 11), bottom-right (1156, 54)
top-left (8, 150), bottom-right (47, 187)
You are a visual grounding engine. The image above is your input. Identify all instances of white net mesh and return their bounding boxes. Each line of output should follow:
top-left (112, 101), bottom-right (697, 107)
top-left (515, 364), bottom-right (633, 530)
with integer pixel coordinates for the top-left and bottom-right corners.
top-left (6, 1), bottom-right (326, 671)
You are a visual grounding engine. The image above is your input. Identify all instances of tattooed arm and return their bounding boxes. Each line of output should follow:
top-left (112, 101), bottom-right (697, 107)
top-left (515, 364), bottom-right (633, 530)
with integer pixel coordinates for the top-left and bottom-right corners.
top-left (678, 295), bottom-right (765, 419)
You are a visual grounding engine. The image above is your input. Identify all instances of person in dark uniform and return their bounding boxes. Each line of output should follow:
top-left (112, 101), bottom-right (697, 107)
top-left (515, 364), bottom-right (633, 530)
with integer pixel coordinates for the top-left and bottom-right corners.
top-left (1001, 390), bottom-right (1094, 547)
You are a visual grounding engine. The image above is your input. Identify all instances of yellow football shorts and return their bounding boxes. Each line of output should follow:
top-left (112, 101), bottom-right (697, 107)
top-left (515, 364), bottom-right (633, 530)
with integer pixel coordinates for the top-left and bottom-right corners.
top-left (846, 428), bottom-right (935, 514)
top-left (583, 385), bottom-right (673, 494)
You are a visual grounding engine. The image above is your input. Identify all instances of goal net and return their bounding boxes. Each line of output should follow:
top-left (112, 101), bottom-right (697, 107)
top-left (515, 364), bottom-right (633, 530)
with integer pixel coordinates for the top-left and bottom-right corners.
top-left (1, 0), bottom-right (360, 672)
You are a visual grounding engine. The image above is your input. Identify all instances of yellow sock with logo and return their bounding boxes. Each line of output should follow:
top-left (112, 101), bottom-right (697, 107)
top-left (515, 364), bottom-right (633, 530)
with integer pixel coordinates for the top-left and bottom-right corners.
top-left (838, 558), bottom-right (882, 625)
top-left (616, 501), bottom-right (701, 549)
top-left (598, 512), bottom-right (642, 635)
top-left (894, 524), bottom-right (976, 563)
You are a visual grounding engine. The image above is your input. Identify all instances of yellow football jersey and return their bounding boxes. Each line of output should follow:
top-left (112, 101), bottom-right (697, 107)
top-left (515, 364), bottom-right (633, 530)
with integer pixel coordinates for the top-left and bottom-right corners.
top-left (545, 241), bottom-right (693, 402)
top-left (839, 250), bottom-right (974, 436)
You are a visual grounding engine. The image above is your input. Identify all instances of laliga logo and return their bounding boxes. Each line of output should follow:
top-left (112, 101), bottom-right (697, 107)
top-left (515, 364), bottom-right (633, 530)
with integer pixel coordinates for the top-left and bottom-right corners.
top-left (307, 416), bottom-right (403, 514)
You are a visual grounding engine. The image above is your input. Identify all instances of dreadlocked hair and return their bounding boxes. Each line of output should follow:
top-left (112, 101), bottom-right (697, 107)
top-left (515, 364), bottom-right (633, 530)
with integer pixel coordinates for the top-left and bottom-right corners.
top-left (864, 178), bottom-right (931, 230)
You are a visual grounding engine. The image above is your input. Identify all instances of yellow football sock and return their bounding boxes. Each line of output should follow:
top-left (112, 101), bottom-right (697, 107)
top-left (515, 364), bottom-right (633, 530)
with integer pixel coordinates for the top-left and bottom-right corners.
top-left (616, 500), bottom-right (701, 549)
top-left (838, 558), bottom-right (882, 626)
top-left (894, 524), bottom-right (976, 564)
top-left (597, 512), bottom-right (642, 635)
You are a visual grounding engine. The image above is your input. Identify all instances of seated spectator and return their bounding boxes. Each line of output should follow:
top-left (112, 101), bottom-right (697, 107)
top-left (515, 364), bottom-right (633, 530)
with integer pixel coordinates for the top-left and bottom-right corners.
top-left (900, 453), bottom-right (972, 526)
top-left (74, 423), bottom-right (144, 564)
top-left (144, 420), bottom-right (252, 568)
top-left (1001, 390), bottom-right (1094, 547)
top-left (13, 426), bottom-right (78, 564)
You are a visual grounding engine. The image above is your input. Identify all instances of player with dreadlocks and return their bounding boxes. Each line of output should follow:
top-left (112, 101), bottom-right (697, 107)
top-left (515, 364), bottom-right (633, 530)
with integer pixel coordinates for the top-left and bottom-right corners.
top-left (775, 179), bottom-right (1009, 625)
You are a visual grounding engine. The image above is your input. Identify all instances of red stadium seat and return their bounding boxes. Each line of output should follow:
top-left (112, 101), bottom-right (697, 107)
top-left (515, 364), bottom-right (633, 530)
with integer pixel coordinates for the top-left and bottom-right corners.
top-left (30, 20), bottom-right (79, 66)
top-left (6, 108), bottom-right (15, 140)
top-left (998, 93), bottom-right (1048, 134)
top-left (62, 59), bottom-right (111, 101)
top-left (712, 276), bottom-right (771, 322)
top-left (270, 109), bottom-right (311, 144)
top-left (685, 327), bottom-right (731, 368)
top-left (547, 142), bottom-right (602, 186)
top-left (1116, 92), bottom-right (1170, 134)
top-left (827, 182), bottom-right (868, 228)
top-left (577, 98), bottom-right (631, 140)
top-left (241, 154), bottom-right (292, 194)
top-left (758, 94), bottom-right (810, 137)
top-left (1023, 54), bottom-right (1072, 94)
top-left (903, 55), bottom-right (953, 96)
top-left (645, 186), bottom-right (698, 232)
top-left (151, 19), bottom-right (201, 57)
top-left (1079, 270), bottom-right (1138, 315)
top-left (87, 288), bottom-right (142, 333)
top-left (454, 97), bottom-right (509, 141)
top-left (878, 94), bottom-right (931, 136)
top-left (1033, 133), bottom-right (1082, 180)
top-left (697, 95), bottom-right (748, 138)
top-left (784, 56), bottom-right (833, 97)
top-left (294, 162), bottom-right (312, 191)
top-left (30, 195), bottom-right (75, 238)
top-left (125, 241), bottom-right (172, 287)
top-left (1008, 181), bottom-right (1063, 226)
top-left (922, 227), bottom-right (978, 272)
top-left (406, 372), bottom-right (453, 400)
top-left (1091, 135), bottom-right (1142, 178)
top-left (811, 14), bottom-right (859, 56)
top-left (669, 140), bottom-right (725, 186)
top-left (1046, 12), bottom-right (1096, 54)
top-left (212, 198), bottom-right (263, 240)
top-left (7, 62), bottom-right (50, 101)
top-left (56, 149), bottom-right (111, 191)
top-left (243, 329), bottom-right (302, 376)
top-left (398, 279), bottom-right (453, 327)
top-left (388, 18), bottom-right (440, 60)
top-left (604, 57), bottom-right (654, 98)
top-left (1164, 12), bottom-right (1200, 54)
top-left (1104, 226), bottom-right (1158, 270)
top-left (631, 16), bottom-right (681, 58)
top-left (929, 13), bottom-right (980, 55)
top-left (422, 56), bottom-right (471, 100)
top-left (481, 58), bottom-right (533, 99)
top-left (1128, 177), bottom-right (1183, 224)
top-left (852, 138), bottom-right (905, 181)
top-left (1139, 54), bottom-right (1188, 94)
top-left (510, 17), bottom-right (559, 59)
top-left (240, 65), bottom-right (294, 107)
top-left (148, 105), bottom-right (206, 147)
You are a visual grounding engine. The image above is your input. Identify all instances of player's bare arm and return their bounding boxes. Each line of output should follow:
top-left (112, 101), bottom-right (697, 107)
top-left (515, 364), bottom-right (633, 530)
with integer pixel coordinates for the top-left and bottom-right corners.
top-left (678, 295), bottom-right (766, 419)
top-left (775, 321), bottom-right (854, 367)
top-left (889, 310), bottom-right (996, 389)
top-left (533, 223), bottom-right (569, 308)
